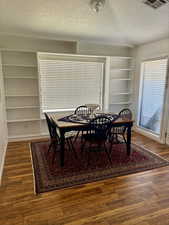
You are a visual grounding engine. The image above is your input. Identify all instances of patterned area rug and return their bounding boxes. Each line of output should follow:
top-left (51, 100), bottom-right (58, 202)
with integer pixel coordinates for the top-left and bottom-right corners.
top-left (30, 140), bottom-right (169, 194)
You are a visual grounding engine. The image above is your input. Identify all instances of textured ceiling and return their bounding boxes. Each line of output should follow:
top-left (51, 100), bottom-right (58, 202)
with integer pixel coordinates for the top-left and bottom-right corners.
top-left (0, 0), bottom-right (168, 46)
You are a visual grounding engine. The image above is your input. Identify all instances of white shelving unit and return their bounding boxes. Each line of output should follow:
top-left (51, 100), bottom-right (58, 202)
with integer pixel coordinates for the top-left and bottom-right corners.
top-left (1, 50), bottom-right (133, 141)
top-left (108, 56), bottom-right (133, 113)
top-left (5, 77), bottom-right (38, 79)
top-left (6, 106), bottom-right (40, 109)
top-left (2, 50), bottom-right (48, 141)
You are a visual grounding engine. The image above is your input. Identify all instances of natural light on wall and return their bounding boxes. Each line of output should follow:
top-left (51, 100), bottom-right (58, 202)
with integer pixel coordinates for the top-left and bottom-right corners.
top-left (38, 53), bottom-right (104, 117)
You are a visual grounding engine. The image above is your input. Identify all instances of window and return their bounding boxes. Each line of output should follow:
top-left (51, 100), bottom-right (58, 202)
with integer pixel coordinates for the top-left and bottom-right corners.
top-left (38, 53), bottom-right (104, 117)
top-left (138, 58), bottom-right (168, 135)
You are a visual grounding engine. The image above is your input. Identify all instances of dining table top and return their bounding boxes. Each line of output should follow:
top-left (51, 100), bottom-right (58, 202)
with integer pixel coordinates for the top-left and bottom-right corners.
top-left (49, 112), bottom-right (134, 129)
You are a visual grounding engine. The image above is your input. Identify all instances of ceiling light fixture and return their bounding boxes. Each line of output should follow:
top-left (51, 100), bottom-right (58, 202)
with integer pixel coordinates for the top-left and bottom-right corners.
top-left (90, 0), bottom-right (106, 12)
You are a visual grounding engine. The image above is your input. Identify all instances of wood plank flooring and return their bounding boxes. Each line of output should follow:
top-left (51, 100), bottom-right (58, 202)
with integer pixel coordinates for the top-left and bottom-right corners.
top-left (1, 132), bottom-right (169, 225)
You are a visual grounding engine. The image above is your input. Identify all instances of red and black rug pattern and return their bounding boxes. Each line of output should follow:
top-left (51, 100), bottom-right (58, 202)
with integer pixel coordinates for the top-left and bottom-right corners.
top-left (30, 140), bottom-right (169, 194)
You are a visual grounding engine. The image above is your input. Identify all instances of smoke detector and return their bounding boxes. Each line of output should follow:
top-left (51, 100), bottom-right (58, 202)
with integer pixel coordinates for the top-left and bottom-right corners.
top-left (143, 0), bottom-right (169, 9)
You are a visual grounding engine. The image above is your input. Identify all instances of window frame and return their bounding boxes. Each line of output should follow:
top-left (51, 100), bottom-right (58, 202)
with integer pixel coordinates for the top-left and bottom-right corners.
top-left (137, 56), bottom-right (169, 141)
top-left (37, 52), bottom-right (106, 117)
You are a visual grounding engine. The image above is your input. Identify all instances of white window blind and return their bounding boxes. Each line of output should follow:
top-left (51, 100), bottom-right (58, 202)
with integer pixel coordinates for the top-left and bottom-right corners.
top-left (138, 58), bottom-right (168, 135)
top-left (38, 54), bottom-right (104, 116)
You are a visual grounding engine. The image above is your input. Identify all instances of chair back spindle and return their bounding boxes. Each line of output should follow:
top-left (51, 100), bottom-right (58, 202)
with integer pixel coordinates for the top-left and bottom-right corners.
top-left (75, 105), bottom-right (91, 117)
top-left (90, 116), bottom-right (112, 138)
top-left (119, 108), bottom-right (132, 120)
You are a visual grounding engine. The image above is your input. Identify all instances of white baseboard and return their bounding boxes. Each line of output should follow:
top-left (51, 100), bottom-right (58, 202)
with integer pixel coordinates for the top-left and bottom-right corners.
top-left (8, 134), bottom-right (49, 143)
top-left (0, 139), bottom-right (8, 185)
top-left (133, 126), bottom-right (163, 144)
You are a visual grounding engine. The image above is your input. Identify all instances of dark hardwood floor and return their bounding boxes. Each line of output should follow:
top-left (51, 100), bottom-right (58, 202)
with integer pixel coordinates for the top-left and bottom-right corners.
top-left (1, 132), bottom-right (169, 225)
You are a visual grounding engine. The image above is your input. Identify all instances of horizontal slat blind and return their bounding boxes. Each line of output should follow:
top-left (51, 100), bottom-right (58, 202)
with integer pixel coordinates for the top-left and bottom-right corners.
top-left (139, 58), bottom-right (168, 134)
top-left (38, 57), bottom-right (104, 115)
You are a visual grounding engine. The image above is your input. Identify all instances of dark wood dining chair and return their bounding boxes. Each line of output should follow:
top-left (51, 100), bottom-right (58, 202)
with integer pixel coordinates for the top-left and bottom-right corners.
top-left (45, 113), bottom-right (77, 163)
top-left (85, 104), bottom-right (101, 114)
top-left (81, 115), bottom-right (112, 165)
top-left (74, 105), bottom-right (92, 117)
top-left (73, 105), bottom-right (92, 142)
top-left (109, 108), bottom-right (132, 145)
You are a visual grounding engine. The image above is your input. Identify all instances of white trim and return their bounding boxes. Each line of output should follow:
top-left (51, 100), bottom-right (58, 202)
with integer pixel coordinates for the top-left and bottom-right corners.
top-left (158, 57), bottom-right (169, 143)
top-left (110, 56), bottom-right (133, 59)
top-left (6, 95), bottom-right (38, 97)
top-left (38, 52), bottom-right (107, 59)
top-left (7, 118), bottom-right (40, 123)
top-left (136, 56), bottom-right (169, 142)
top-left (5, 76), bottom-right (38, 79)
top-left (36, 52), bottom-right (43, 122)
top-left (3, 64), bottom-right (37, 68)
top-left (43, 108), bottom-right (75, 113)
top-left (0, 48), bottom-right (37, 53)
top-left (110, 102), bottom-right (132, 105)
top-left (29, 143), bottom-right (37, 195)
top-left (137, 61), bottom-right (144, 127)
top-left (8, 133), bottom-right (49, 142)
top-left (134, 126), bottom-right (163, 143)
top-left (103, 57), bottom-right (110, 112)
top-left (110, 68), bottom-right (133, 71)
top-left (6, 106), bottom-right (40, 110)
top-left (111, 78), bottom-right (131, 81)
top-left (0, 140), bottom-right (8, 185)
top-left (111, 92), bottom-right (132, 96)
top-left (162, 57), bottom-right (169, 144)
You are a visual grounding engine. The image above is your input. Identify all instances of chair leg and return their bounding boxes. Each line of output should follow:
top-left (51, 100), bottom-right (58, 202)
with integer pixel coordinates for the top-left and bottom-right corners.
top-left (52, 151), bottom-right (55, 164)
top-left (81, 131), bottom-right (84, 142)
top-left (87, 142), bottom-right (93, 166)
top-left (51, 142), bottom-right (59, 164)
top-left (123, 134), bottom-right (127, 144)
top-left (69, 138), bottom-right (78, 159)
top-left (47, 141), bottom-right (54, 155)
top-left (66, 138), bottom-right (71, 151)
top-left (73, 131), bottom-right (80, 143)
top-left (87, 147), bottom-right (91, 167)
top-left (80, 140), bottom-right (86, 154)
top-left (109, 139), bottom-right (113, 154)
top-left (104, 142), bottom-right (112, 164)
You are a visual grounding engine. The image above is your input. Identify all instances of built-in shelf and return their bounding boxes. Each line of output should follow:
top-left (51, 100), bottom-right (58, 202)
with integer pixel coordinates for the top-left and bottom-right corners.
top-left (108, 56), bottom-right (133, 113)
top-left (0, 48), bottom-right (37, 53)
top-left (110, 56), bottom-right (132, 59)
top-left (111, 92), bottom-right (132, 96)
top-left (111, 78), bottom-right (131, 81)
top-left (7, 118), bottom-right (40, 123)
top-left (6, 94), bottom-right (38, 97)
top-left (111, 68), bottom-right (133, 71)
top-left (2, 50), bottom-right (41, 141)
top-left (3, 64), bottom-right (37, 68)
top-left (110, 102), bottom-right (132, 105)
top-left (6, 106), bottom-right (40, 110)
top-left (5, 76), bottom-right (38, 79)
